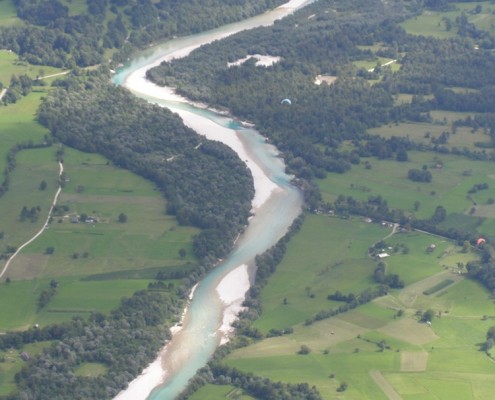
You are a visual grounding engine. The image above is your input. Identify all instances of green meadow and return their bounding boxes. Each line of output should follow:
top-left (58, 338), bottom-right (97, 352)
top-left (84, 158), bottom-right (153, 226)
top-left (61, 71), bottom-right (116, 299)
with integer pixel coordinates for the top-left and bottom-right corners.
top-left (368, 118), bottom-right (492, 152)
top-left (0, 145), bottom-right (198, 329)
top-left (318, 150), bottom-right (495, 233)
top-left (223, 214), bottom-right (495, 400)
top-left (253, 216), bottom-right (385, 332)
top-left (0, 51), bottom-right (62, 86)
top-left (0, 0), bottom-right (19, 27)
top-left (400, 1), bottom-right (495, 39)
top-left (0, 341), bottom-right (51, 396)
top-left (188, 385), bottom-right (255, 400)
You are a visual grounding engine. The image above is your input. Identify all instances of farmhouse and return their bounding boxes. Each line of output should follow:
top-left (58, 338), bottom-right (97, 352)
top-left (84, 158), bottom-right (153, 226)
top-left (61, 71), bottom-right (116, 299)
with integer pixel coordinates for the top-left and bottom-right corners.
top-left (377, 253), bottom-right (390, 259)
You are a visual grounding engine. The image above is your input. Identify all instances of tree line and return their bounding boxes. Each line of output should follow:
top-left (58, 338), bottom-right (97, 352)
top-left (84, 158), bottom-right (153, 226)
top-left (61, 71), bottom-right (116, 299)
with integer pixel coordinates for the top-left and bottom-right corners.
top-left (38, 71), bottom-right (254, 262)
top-left (0, 0), bottom-right (286, 68)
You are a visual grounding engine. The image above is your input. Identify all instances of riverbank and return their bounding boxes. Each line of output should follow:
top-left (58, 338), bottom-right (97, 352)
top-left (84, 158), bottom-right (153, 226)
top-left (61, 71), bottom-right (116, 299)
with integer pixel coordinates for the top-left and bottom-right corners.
top-left (117, 65), bottom-right (276, 400)
top-left (114, 1), bottom-right (309, 398)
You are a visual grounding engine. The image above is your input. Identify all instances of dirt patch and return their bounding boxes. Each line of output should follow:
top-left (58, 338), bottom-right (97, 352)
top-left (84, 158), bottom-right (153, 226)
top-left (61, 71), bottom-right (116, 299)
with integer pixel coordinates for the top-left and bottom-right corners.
top-left (7, 253), bottom-right (50, 280)
top-left (377, 317), bottom-right (439, 346)
top-left (369, 370), bottom-right (403, 400)
top-left (398, 270), bottom-right (463, 308)
top-left (314, 74), bottom-right (337, 85)
top-left (400, 351), bottom-right (428, 371)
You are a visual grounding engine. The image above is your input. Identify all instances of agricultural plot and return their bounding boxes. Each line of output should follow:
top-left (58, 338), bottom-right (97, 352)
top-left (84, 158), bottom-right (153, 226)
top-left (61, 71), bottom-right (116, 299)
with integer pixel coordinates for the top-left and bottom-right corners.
top-left (368, 118), bottom-right (492, 153)
top-left (224, 214), bottom-right (495, 399)
top-left (400, 1), bottom-right (495, 39)
top-left (318, 150), bottom-right (495, 232)
top-left (0, 51), bottom-right (62, 86)
top-left (0, 147), bottom-right (197, 329)
top-left (188, 385), bottom-right (255, 400)
top-left (252, 215), bottom-right (385, 332)
top-left (0, 0), bottom-right (19, 27)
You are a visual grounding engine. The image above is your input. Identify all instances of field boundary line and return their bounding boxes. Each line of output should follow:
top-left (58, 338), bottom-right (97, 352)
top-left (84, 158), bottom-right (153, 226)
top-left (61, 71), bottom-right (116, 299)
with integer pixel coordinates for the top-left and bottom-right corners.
top-left (369, 370), bottom-right (403, 400)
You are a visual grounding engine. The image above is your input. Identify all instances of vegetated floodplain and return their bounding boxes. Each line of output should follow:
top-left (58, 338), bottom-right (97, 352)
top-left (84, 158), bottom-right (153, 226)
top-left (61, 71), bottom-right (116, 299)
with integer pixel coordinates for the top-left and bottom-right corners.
top-left (400, 1), bottom-right (495, 39)
top-left (187, 384), bottom-right (255, 400)
top-left (0, 341), bottom-right (52, 396)
top-left (0, 50), bottom-right (62, 86)
top-left (10, 147), bottom-right (198, 280)
top-left (0, 0), bottom-right (19, 28)
top-left (0, 146), bottom-right (60, 253)
top-left (224, 213), bottom-right (495, 400)
top-left (318, 150), bottom-right (495, 227)
top-left (253, 215), bottom-right (385, 333)
top-left (0, 147), bottom-right (197, 330)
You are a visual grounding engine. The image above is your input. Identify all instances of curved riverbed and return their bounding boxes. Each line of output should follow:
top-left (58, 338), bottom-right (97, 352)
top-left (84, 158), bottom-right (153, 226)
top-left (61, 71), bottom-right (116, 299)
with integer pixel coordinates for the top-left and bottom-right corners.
top-left (113, 1), bottom-right (313, 398)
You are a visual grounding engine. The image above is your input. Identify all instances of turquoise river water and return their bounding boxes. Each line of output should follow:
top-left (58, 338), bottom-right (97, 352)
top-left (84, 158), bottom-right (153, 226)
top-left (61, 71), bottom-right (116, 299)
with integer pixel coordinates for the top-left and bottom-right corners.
top-left (112, 1), bottom-right (314, 398)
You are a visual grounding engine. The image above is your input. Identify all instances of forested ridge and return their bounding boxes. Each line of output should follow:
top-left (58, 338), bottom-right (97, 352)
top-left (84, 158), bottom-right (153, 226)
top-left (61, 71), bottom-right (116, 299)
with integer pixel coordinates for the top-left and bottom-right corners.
top-left (38, 72), bottom-right (254, 261)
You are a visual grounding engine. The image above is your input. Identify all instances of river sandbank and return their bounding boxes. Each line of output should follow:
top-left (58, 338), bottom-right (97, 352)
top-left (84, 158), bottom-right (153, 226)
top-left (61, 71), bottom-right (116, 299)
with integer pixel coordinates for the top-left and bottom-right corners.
top-left (114, 1), bottom-right (311, 398)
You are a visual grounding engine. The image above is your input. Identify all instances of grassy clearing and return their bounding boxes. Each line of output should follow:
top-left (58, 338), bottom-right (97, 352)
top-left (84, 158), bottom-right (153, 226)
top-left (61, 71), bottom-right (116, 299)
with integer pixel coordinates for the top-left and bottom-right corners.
top-left (318, 150), bottom-right (495, 226)
top-left (252, 215), bottom-right (384, 332)
top-left (6, 148), bottom-right (198, 279)
top-left (74, 362), bottom-right (108, 377)
top-left (0, 51), bottom-right (62, 86)
top-left (368, 119), bottom-right (491, 152)
top-left (0, 341), bottom-right (51, 396)
top-left (0, 0), bottom-right (20, 27)
top-left (400, 2), bottom-right (495, 39)
top-left (0, 91), bottom-right (51, 161)
top-left (188, 385), bottom-right (255, 400)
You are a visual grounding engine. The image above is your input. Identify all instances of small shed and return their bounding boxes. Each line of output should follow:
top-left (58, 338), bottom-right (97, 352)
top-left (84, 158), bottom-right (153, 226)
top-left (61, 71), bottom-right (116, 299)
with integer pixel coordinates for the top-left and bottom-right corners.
top-left (377, 253), bottom-right (390, 259)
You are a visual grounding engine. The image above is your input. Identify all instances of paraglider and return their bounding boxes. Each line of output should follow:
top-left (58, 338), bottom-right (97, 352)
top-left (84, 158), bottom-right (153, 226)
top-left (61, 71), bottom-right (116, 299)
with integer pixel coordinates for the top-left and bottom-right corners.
top-left (280, 98), bottom-right (292, 105)
top-left (477, 237), bottom-right (486, 246)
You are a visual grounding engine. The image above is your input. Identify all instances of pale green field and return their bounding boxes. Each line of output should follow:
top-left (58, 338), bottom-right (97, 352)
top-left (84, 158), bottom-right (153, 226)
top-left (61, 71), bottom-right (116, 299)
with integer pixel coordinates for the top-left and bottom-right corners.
top-left (0, 341), bottom-right (51, 396)
top-left (368, 119), bottom-right (492, 151)
top-left (74, 362), bottom-right (108, 377)
top-left (0, 0), bottom-right (20, 27)
top-left (223, 214), bottom-right (494, 400)
top-left (400, 1), bottom-right (495, 39)
top-left (188, 385), bottom-right (255, 400)
top-left (318, 150), bottom-right (495, 226)
top-left (0, 147), bottom-right (60, 255)
top-left (5, 148), bottom-right (198, 280)
top-left (253, 215), bottom-right (385, 332)
top-left (0, 146), bottom-right (197, 330)
top-left (0, 51), bottom-right (62, 86)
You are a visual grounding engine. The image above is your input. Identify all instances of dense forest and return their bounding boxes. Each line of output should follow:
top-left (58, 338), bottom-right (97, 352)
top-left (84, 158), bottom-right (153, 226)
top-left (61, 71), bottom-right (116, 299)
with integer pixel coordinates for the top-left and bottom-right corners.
top-left (147, 0), bottom-right (495, 180)
top-left (0, 0), bottom-right (285, 68)
top-left (2, 0), bottom-right (495, 398)
top-left (0, 290), bottom-right (183, 399)
top-left (38, 71), bottom-right (254, 262)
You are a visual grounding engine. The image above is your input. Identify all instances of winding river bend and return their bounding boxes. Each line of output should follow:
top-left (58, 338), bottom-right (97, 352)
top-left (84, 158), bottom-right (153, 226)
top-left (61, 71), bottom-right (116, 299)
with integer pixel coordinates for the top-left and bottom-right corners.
top-left (113, 1), bottom-right (313, 398)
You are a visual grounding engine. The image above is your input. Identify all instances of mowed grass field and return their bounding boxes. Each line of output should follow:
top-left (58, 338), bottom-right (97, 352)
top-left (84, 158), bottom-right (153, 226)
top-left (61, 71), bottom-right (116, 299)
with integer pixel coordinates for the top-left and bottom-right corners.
top-left (0, 51), bottom-right (62, 86)
top-left (368, 117), bottom-right (492, 152)
top-left (318, 150), bottom-right (495, 234)
top-left (252, 215), bottom-right (385, 332)
top-left (223, 215), bottom-right (495, 400)
top-left (0, 146), bottom-right (198, 329)
top-left (400, 1), bottom-right (495, 39)
top-left (0, 0), bottom-right (19, 27)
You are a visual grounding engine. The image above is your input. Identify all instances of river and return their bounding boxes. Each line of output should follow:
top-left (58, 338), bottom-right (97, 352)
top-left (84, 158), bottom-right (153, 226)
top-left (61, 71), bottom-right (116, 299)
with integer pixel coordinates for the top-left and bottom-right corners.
top-left (112, 1), bottom-right (313, 398)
